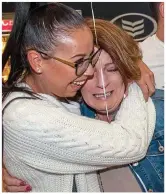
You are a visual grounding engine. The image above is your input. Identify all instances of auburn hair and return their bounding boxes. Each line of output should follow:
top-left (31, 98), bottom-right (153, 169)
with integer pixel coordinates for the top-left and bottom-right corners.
top-left (85, 18), bottom-right (142, 87)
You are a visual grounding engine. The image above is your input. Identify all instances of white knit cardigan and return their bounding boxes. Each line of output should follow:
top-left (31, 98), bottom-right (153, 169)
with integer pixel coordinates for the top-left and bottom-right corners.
top-left (3, 83), bottom-right (155, 192)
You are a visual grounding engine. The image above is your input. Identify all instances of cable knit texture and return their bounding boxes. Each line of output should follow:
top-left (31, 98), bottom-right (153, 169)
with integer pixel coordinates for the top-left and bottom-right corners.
top-left (3, 83), bottom-right (155, 192)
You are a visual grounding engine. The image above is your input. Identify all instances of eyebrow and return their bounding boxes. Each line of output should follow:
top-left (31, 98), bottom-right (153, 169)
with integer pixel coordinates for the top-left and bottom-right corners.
top-left (71, 54), bottom-right (86, 59)
top-left (71, 49), bottom-right (94, 59)
top-left (105, 63), bottom-right (114, 67)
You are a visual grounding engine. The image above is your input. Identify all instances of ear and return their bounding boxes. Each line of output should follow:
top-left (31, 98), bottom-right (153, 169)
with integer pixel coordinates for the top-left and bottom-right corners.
top-left (27, 50), bottom-right (43, 74)
top-left (159, 2), bottom-right (164, 18)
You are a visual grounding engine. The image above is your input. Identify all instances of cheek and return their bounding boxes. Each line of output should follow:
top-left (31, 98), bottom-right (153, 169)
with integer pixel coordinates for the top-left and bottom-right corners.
top-left (81, 83), bottom-right (96, 107)
top-left (82, 78), bottom-right (96, 93)
top-left (82, 95), bottom-right (96, 110)
top-left (41, 62), bottom-right (78, 97)
top-left (45, 63), bottom-right (76, 85)
top-left (108, 73), bottom-right (124, 88)
top-left (115, 76), bottom-right (125, 92)
top-left (106, 74), bottom-right (125, 107)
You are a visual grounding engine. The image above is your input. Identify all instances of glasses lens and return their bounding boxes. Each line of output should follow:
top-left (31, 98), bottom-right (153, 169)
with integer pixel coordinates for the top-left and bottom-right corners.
top-left (76, 49), bottom-right (101, 76)
top-left (91, 49), bottom-right (101, 67)
top-left (76, 60), bottom-right (89, 76)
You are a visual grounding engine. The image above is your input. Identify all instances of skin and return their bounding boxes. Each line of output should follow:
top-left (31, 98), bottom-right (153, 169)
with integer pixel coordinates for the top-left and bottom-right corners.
top-left (136, 61), bottom-right (155, 101)
top-left (25, 26), bottom-right (94, 98)
top-left (156, 2), bottom-right (164, 42)
top-left (81, 48), bottom-right (125, 118)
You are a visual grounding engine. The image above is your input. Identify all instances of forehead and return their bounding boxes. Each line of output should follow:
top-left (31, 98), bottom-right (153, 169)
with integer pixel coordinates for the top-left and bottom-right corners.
top-left (57, 27), bottom-right (93, 56)
top-left (95, 49), bottom-right (113, 69)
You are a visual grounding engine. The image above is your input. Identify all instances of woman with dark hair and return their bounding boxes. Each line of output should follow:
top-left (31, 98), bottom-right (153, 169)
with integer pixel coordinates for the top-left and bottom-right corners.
top-left (2, 2), bottom-right (155, 192)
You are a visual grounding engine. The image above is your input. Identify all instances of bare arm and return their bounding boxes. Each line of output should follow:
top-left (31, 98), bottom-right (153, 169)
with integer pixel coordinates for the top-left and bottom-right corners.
top-left (136, 59), bottom-right (155, 101)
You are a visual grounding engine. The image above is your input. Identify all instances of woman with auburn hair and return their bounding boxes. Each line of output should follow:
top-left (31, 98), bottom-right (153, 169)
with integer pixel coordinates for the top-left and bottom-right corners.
top-left (3, 15), bottom-right (156, 192)
top-left (81, 18), bottom-right (163, 192)
top-left (85, 18), bottom-right (142, 85)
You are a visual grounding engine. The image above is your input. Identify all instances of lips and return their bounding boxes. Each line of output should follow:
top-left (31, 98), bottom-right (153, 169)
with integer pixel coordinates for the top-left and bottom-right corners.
top-left (72, 80), bottom-right (86, 86)
top-left (70, 80), bottom-right (87, 91)
top-left (93, 91), bottom-right (113, 99)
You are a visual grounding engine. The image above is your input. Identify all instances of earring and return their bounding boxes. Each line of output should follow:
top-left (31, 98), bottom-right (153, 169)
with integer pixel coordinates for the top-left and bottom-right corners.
top-left (84, 72), bottom-right (88, 76)
top-left (37, 68), bottom-right (41, 73)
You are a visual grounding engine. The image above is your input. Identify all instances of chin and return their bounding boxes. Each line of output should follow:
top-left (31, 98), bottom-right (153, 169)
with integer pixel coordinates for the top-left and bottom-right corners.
top-left (95, 108), bottom-right (110, 114)
top-left (97, 105), bottom-right (119, 115)
top-left (68, 91), bottom-right (77, 97)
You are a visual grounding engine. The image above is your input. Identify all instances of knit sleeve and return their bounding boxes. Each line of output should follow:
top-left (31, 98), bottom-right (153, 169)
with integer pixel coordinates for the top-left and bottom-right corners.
top-left (3, 84), bottom-right (155, 173)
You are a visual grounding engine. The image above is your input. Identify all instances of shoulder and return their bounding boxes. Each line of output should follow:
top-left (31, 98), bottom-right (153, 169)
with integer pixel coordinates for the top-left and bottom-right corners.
top-left (2, 92), bottom-right (41, 122)
top-left (130, 83), bottom-right (155, 116)
top-left (139, 35), bottom-right (155, 48)
top-left (3, 91), bottom-right (32, 109)
top-left (123, 84), bottom-right (156, 130)
top-left (129, 83), bottom-right (153, 102)
top-left (128, 83), bottom-right (155, 112)
top-left (139, 35), bottom-right (158, 57)
top-left (128, 83), bottom-right (144, 99)
top-left (2, 90), bottom-right (56, 120)
top-left (2, 90), bottom-right (72, 124)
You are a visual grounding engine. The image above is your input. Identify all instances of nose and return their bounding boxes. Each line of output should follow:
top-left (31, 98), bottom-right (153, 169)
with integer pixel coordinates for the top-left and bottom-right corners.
top-left (84, 64), bottom-right (94, 77)
top-left (96, 69), bottom-right (109, 89)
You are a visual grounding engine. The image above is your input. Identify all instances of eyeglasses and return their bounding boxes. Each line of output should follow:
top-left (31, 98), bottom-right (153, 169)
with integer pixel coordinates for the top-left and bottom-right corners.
top-left (37, 48), bottom-right (102, 76)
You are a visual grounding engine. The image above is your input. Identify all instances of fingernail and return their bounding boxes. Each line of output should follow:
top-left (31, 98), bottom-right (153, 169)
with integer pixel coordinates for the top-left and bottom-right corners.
top-left (26, 185), bottom-right (32, 192)
top-left (20, 181), bottom-right (26, 186)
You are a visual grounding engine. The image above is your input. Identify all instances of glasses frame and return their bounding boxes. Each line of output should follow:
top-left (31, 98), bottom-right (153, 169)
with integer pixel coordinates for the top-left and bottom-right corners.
top-left (36, 47), bottom-right (102, 76)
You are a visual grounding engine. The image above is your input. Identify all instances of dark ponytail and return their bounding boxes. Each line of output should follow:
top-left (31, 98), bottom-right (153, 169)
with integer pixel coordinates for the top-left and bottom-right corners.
top-left (2, 2), bottom-right (86, 101)
top-left (3, 3), bottom-right (34, 80)
top-left (2, 3), bottom-right (39, 100)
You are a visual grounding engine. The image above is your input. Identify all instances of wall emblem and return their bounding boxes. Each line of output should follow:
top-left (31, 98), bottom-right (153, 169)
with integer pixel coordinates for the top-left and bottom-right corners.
top-left (111, 13), bottom-right (157, 42)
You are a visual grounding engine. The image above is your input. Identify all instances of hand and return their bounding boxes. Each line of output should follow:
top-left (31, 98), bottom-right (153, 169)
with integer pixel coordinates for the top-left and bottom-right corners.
top-left (136, 60), bottom-right (155, 101)
top-left (3, 168), bottom-right (32, 192)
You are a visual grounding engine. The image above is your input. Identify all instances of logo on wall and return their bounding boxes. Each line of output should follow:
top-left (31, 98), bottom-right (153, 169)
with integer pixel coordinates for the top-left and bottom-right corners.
top-left (2, 20), bottom-right (13, 32)
top-left (111, 13), bottom-right (157, 42)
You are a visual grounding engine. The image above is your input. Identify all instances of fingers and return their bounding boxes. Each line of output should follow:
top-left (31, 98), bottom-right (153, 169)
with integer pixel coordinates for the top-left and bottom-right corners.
top-left (139, 83), bottom-right (149, 102)
top-left (144, 73), bottom-right (155, 96)
top-left (6, 185), bottom-right (32, 192)
top-left (149, 70), bottom-right (155, 86)
top-left (3, 168), bottom-right (24, 186)
top-left (137, 60), bottom-right (156, 98)
top-left (3, 168), bottom-right (32, 192)
top-left (144, 65), bottom-right (155, 87)
top-left (150, 71), bottom-right (155, 90)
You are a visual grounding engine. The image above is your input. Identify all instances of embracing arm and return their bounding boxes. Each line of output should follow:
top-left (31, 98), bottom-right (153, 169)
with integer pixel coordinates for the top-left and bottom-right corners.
top-left (3, 84), bottom-right (155, 173)
top-left (136, 59), bottom-right (155, 101)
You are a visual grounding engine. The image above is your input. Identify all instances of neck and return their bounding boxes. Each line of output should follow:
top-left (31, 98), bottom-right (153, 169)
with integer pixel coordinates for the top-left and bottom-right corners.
top-left (96, 112), bottom-right (115, 123)
top-left (156, 20), bottom-right (164, 42)
top-left (25, 74), bottom-right (66, 102)
top-left (25, 74), bottom-right (49, 95)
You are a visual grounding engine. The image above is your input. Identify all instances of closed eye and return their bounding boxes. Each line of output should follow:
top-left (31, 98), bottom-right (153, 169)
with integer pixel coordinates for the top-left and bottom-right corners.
top-left (105, 63), bottom-right (118, 72)
top-left (107, 68), bottom-right (118, 72)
